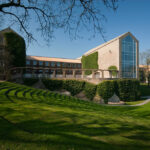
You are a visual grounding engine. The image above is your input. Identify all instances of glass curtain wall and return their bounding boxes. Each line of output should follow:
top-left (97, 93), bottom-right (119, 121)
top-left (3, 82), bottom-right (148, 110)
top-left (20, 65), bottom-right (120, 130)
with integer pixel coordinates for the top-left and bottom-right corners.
top-left (121, 35), bottom-right (136, 78)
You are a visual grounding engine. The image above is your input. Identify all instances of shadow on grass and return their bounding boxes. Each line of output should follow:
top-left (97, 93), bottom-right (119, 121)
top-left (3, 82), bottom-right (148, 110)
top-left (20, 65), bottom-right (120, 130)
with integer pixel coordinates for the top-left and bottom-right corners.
top-left (0, 115), bottom-right (150, 150)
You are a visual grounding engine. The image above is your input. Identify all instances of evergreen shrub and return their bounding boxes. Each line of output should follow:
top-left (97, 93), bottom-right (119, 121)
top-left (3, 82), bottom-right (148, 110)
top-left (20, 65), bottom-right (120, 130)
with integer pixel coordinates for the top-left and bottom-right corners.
top-left (23, 78), bottom-right (38, 86)
top-left (108, 66), bottom-right (117, 77)
top-left (84, 82), bottom-right (97, 100)
top-left (63, 80), bottom-right (85, 96)
top-left (97, 79), bottom-right (140, 103)
top-left (42, 79), bottom-right (63, 91)
top-left (117, 79), bottom-right (140, 101)
top-left (97, 80), bottom-right (115, 104)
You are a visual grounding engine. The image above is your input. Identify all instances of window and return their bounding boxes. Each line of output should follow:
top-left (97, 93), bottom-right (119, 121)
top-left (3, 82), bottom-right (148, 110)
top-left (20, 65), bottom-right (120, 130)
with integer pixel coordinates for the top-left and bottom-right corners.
top-left (72, 64), bottom-right (75, 68)
top-left (33, 60), bottom-right (37, 66)
top-left (77, 64), bottom-right (81, 68)
top-left (39, 69), bottom-right (43, 73)
top-left (26, 60), bottom-right (30, 65)
top-left (39, 61), bottom-right (43, 66)
top-left (62, 62), bottom-right (65, 67)
top-left (51, 62), bottom-right (55, 67)
top-left (45, 61), bottom-right (49, 66)
top-left (121, 35), bottom-right (136, 78)
top-left (45, 69), bottom-right (49, 73)
top-left (67, 63), bottom-right (71, 68)
top-left (57, 62), bottom-right (60, 67)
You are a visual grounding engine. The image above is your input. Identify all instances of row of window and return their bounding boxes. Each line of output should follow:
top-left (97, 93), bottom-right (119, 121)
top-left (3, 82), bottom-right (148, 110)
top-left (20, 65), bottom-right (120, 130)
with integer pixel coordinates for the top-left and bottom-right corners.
top-left (121, 35), bottom-right (136, 78)
top-left (26, 60), bottom-right (82, 68)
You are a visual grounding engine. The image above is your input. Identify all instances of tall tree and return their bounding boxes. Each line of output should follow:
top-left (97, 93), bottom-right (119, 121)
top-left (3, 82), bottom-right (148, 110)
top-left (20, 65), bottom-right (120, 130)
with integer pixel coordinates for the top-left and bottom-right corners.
top-left (0, 0), bottom-right (119, 43)
top-left (140, 50), bottom-right (150, 86)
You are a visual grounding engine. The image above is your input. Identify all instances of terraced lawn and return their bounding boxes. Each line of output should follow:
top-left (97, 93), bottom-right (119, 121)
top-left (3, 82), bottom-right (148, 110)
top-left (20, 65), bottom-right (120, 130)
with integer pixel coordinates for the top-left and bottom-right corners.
top-left (0, 82), bottom-right (150, 150)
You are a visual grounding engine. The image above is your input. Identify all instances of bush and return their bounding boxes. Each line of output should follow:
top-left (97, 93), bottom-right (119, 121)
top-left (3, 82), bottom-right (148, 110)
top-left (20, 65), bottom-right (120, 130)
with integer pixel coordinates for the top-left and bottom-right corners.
top-left (42, 79), bottom-right (63, 91)
top-left (139, 70), bottom-right (146, 83)
top-left (108, 66), bottom-right (117, 77)
top-left (97, 80), bottom-right (115, 104)
top-left (63, 80), bottom-right (85, 96)
top-left (84, 82), bottom-right (97, 100)
top-left (117, 79), bottom-right (140, 101)
top-left (97, 79), bottom-right (140, 103)
top-left (23, 78), bottom-right (38, 86)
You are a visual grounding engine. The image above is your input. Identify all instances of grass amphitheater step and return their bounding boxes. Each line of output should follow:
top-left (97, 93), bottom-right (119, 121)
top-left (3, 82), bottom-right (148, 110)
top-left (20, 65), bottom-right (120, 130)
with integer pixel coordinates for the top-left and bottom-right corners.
top-left (0, 82), bottom-right (150, 150)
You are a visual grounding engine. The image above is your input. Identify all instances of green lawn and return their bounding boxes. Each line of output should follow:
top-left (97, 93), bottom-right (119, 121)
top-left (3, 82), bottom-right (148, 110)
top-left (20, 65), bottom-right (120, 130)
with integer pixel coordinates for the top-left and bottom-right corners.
top-left (125, 99), bottom-right (147, 105)
top-left (0, 82), bottom-right (150, 150)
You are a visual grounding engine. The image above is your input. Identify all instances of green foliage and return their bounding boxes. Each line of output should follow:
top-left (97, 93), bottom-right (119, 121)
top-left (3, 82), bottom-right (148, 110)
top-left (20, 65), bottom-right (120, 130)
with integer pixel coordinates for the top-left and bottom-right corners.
top-left (84, 82), bottom-right (97, 100)
top-left (63, 80), bottom-right (85, 96)
top-left (42, 79), bottom-right (63, 91)
top-left (23, 78), bottom-right (39, 86)
top-left (97, 80), bottom-right (115, 104)
top-left (0, 82), bottom-right (150, 150)
top-left (117, 79), bottom-right (140, 101)
top-left (97, 79), bottom-right (140, 103)
top-left (4, 32), bottom-right (26, 67)
top-left (108, 65), bottom-right (117, 77)
top-left (139, 70), bottom-right (146, 83)
top-left (140, 83), bottom-right (150, 96)
top-left (81, 52), bottom-right (98, 75)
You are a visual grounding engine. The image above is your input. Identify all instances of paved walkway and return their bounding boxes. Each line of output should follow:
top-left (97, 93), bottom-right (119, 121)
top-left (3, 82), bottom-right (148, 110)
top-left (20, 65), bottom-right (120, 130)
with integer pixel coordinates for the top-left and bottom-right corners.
top-left (105, 97), bottom-right (150, 107)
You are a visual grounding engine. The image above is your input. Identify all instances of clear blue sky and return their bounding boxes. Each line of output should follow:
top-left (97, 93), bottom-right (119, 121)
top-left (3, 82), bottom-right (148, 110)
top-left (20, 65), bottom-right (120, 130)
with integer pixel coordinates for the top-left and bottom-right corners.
top-left (2, 0), bottom-right (150, 59)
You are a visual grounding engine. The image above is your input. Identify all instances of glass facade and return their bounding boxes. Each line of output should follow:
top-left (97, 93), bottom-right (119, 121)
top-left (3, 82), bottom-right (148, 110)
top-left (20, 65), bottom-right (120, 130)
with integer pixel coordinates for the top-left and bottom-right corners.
top-left (121, 35), bottom-right (136, 78)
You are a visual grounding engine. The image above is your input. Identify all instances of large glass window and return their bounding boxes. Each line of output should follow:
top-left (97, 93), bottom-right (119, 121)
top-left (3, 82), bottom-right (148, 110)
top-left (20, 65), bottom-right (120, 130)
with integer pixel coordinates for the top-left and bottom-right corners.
top-left (121, 35), bottom-right (136, 78)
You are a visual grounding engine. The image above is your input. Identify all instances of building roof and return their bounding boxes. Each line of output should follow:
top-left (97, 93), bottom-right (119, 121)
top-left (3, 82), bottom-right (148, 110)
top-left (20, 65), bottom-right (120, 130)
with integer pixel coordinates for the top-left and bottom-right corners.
top-left (80, 32), bottom-right (138, 58)
top-left (0, 27), bottom-right (23, 38)
top-left (26, 55), bottom-right (81, 63)
top-left (139, 65), bottom-right (150, 69)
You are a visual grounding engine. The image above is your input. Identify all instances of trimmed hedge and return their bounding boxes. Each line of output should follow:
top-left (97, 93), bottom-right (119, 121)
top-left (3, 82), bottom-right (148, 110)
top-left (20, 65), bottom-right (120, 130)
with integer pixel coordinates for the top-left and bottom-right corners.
top-left (108, 66), bottom-right (117, 77)
top-left (139, 70), bottom-right (146, 83)
top-left (97, 80), bottom-right (115, 104)
top-left (42, 78), bottom-right (140, 103)
top-left (81, 52), bottom-right (98, 75)
top-left (42, 79), bottom-right (63, 91)
top-left (117, 79), bottom-right (140, 101)
top-left (84, 82), bottom-right (97, 100)
top-left (63, 80), bottom-right (85, 96)
top-left (97, 79), bottom-right (140, 103)
top-left (23, 78), bottom-right (39, 86)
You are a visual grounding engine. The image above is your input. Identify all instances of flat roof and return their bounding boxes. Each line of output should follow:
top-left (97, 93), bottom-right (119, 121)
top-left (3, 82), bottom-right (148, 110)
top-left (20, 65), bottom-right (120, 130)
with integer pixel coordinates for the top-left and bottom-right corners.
top-left (26, 55), bottom-right (81, 63)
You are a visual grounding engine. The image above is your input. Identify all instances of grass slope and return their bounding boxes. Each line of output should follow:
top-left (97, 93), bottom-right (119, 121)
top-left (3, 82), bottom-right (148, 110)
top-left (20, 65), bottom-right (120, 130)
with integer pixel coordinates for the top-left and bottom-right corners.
top-left (0, 82), bottom-right (150, 150)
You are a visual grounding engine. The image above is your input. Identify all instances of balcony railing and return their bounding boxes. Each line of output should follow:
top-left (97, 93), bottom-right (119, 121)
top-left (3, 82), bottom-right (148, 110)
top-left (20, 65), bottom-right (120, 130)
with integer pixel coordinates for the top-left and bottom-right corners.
top-left (8, 67), bottom-right (119, 81)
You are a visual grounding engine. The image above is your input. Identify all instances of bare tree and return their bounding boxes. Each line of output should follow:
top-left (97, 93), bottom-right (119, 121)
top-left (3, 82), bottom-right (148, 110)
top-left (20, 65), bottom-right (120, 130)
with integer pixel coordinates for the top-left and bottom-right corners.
top-left (140, 50), bottom-right (150, 86)
top-left (0, 0), bottom-right (119, 43)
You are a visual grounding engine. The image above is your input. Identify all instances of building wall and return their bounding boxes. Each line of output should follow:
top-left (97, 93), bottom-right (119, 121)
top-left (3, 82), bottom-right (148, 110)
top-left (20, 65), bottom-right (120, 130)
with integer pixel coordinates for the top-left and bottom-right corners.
top-left (97, 38), bottom-right (120, 70)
